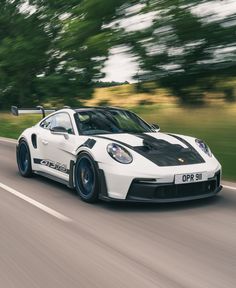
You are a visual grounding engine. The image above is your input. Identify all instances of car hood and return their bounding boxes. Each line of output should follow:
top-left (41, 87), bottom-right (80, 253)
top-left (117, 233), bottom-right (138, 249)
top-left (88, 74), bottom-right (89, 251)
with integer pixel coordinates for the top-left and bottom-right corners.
top-left (96, 132), bottom-right (205, 166)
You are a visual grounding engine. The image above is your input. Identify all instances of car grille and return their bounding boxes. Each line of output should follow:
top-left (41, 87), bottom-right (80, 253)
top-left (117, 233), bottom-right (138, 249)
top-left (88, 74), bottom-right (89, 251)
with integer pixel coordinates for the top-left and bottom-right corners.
top-left (127, 171), bottom-right (221, 201)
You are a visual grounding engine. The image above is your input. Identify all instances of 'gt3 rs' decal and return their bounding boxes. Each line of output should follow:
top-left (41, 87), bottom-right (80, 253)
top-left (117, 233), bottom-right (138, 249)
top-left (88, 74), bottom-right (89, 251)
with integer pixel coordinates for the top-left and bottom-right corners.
top-left (34, 158), bottom-right (69, 174)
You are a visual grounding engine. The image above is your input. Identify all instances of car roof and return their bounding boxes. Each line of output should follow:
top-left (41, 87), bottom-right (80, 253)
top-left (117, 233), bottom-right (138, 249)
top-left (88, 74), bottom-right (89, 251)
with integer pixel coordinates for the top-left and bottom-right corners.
top-left (74, 106), bottom-right (128, 113)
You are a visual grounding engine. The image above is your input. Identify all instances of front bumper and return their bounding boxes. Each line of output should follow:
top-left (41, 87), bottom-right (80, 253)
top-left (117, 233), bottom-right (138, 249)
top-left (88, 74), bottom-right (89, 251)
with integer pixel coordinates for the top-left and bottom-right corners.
top-left (101, 171), bottom-right (222, 203)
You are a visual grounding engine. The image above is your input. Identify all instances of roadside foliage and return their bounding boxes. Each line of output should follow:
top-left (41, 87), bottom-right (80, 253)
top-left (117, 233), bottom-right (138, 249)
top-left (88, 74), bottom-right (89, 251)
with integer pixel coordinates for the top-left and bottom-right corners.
top-left (0, 0), bottom-right (236, 107)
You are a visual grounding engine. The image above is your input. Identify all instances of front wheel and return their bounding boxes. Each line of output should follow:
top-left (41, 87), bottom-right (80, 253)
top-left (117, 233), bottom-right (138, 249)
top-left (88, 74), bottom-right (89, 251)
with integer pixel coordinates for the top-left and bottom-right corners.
top-left (74, 152), bottom-right (99, 203)
top-left (17, 140), bottom-right (33, 177)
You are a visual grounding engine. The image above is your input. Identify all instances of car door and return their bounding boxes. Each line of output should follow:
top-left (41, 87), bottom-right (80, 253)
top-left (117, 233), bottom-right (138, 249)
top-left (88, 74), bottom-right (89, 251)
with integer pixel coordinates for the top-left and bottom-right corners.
top-left (37, 112), bottom-right (78, 181)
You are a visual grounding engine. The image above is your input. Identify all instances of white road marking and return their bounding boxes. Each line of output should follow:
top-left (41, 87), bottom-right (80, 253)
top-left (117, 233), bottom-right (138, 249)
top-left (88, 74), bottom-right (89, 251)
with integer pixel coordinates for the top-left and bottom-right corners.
top-left (0, 182), bottom-right (72, 222)
top-left (0, 137), bottom-right (17, 144)
top-left (223, 185), bottom-right (236, 191)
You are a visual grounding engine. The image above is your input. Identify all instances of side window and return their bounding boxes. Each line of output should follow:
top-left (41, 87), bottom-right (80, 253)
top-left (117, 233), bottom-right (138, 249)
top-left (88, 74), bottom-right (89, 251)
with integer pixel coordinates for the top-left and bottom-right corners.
top-left (51, 113), bottom-right (74, 134)
top-left (40, 115), bottom-right (54, 129)
top-left (40, 113), bottom-right (74, 134)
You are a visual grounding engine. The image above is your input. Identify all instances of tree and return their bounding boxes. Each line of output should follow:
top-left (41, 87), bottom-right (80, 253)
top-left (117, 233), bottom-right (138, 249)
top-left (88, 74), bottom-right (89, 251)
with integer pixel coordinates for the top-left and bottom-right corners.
top-left (29, 0), bottom-right (134, 105)
top-left (122, 0), bottom-right (236, 104)
top-left (0, 0), bottom-right (50, 108)
top-left (1, 0), bottom-right (140, 108)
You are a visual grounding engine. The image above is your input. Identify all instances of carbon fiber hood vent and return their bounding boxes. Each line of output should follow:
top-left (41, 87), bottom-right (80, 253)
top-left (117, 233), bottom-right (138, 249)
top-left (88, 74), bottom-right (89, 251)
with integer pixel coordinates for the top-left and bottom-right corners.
top-left (134, 134), bottom-right (205, 166)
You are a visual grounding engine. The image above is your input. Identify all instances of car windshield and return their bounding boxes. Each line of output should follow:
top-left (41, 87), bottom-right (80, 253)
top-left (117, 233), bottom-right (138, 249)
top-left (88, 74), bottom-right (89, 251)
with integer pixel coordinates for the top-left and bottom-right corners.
top-left (75, 109), bottom-right (153, 135)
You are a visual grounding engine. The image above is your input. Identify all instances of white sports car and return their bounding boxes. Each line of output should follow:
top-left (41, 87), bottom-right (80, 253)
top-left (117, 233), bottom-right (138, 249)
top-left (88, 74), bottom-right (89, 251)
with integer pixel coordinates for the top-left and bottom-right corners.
top-left (12, 106), bottom-right (222, 203)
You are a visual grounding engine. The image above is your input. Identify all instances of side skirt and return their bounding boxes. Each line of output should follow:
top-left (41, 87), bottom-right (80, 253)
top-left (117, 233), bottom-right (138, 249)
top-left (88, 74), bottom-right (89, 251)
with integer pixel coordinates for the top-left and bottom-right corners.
top-left (34, 171), bottom-right (70, 187)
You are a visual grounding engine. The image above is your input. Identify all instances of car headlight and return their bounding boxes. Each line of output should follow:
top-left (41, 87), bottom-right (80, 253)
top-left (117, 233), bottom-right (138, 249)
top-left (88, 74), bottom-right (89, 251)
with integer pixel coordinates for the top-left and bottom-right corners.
top-left (195, 139), bottom-right (212, 157)
top-left (107, 143), bottom-right (133, 164)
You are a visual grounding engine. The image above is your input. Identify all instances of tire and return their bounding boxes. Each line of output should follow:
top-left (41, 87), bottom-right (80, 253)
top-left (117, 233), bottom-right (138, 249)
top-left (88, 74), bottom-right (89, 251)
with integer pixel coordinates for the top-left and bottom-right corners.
top-left (74, 152), bottom-right (99, 203)
top-left (17, 140), bottom-right (33, 177)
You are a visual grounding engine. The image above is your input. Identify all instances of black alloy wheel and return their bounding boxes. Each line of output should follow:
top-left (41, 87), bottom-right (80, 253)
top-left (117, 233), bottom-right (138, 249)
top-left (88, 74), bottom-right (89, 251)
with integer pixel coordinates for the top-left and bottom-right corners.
top-left (17, 140), bottom-right (33, 177)
top-left (74, 152), bottom-right (99, 202)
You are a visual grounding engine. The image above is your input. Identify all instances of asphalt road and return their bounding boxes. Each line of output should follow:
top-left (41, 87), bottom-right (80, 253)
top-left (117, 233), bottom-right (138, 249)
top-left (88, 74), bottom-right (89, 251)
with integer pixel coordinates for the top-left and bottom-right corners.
top-left (0, 138), bottom-right (235, 288)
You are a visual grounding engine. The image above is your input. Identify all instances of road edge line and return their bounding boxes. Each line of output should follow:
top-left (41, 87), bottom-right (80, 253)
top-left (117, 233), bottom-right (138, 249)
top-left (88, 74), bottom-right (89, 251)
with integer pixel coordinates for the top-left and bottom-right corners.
top-left (0, 137), bottom-right (17, 144)
top-left (0, 182), bottom-right (72, 222)
top-left (223, 185), bottom-right (236, 191)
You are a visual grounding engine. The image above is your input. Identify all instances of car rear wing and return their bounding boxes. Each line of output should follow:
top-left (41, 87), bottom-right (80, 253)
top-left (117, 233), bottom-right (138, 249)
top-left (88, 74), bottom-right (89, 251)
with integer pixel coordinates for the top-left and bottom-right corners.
top-left (11, 106), bottom-right (57, 119)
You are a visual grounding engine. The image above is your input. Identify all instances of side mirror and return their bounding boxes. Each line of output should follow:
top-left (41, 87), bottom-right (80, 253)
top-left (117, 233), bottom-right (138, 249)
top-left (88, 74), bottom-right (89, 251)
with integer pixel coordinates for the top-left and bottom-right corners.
top-left (50, 126), bottom-right (69, 139)
top-left (151, 123), bottom-right (160, 132)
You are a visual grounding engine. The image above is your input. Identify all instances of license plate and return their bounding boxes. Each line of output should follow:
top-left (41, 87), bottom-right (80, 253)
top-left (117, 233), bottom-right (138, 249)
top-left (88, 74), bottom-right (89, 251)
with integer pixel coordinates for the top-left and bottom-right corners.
top-left (175, 172), bottom-right (208, 184)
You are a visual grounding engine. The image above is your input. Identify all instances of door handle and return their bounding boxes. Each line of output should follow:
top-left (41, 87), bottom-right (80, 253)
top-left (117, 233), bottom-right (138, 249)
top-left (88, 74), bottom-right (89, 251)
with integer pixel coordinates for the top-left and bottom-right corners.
top-left (42, 139), bottom-right (48, 145)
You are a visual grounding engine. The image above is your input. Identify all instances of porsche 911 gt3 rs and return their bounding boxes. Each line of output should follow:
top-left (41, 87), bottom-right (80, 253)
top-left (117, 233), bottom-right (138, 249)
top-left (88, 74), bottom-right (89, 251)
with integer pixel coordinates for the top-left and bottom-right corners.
top-left (12, 105), bottom-right (222, 203)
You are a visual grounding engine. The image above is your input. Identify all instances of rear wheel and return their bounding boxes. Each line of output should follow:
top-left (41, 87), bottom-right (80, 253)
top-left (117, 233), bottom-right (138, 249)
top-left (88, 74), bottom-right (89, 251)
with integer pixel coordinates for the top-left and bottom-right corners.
top-left (17, 140), bottom-right (33, 177)
top-left (74, 152), bottom-right (99, 203)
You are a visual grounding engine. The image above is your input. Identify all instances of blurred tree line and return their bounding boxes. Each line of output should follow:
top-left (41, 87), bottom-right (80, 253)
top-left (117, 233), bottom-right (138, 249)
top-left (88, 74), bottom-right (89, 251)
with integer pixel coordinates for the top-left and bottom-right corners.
top-left (0, 0), bottom-right (236, 108)
top-left (94, 81), bottom-right (129, 88)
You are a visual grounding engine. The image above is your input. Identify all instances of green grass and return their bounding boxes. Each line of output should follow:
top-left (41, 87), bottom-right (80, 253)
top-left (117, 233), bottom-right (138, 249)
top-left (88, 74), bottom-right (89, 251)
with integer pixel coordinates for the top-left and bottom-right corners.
top-left (1, 104), bottom-right (236, 181)
top-left (0, 114), bottom-right (41, 139)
